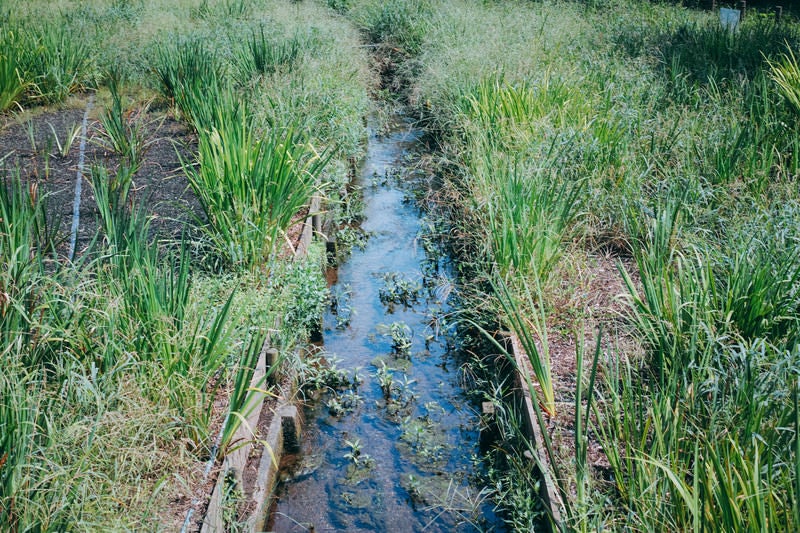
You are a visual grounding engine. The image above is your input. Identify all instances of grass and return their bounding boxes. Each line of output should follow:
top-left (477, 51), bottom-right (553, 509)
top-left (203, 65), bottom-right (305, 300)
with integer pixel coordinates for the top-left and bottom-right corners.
top-left (351, 0), bottom-right (800, 529)
top-left (0, 27), bottom-right (29, 111)
top-left (9, 0), bottom-right (800, 529)
top-left (95, 70), bottom-right (153, 172)
top-left (235, 24), bottom-right (305, 82)
top-left (768, 45), bottom-right (800, 116)
top-left (182, 109), bottom-right (329, 270)
top-left (351, 0), bottom-right (431, 57)
top-left (0, 0), bottom-right (370, 529)
top-left (22, 22), bottom-right (95, 104)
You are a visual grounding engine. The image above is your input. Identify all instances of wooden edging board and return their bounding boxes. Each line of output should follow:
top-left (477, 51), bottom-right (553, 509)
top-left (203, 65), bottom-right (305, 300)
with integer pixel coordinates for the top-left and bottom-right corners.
top-left (508, 333), bottom-right (565, 531)
top-left (200, 205), bottom-right (320, 532)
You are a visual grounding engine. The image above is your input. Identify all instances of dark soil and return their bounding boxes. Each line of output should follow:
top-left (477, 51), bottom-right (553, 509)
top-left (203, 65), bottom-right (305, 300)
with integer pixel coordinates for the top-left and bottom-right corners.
top-left (0, 93), bottom-right (201, 259)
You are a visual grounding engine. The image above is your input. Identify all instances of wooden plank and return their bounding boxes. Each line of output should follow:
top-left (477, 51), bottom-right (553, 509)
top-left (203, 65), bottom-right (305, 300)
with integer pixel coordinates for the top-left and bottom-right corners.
top-left (509, 333), bottom-right (565, 530)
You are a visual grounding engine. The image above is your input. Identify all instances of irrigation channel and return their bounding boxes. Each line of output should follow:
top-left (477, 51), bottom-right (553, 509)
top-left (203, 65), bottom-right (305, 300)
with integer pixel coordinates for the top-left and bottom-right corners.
top-left (267, 115), bottom-right (505, 532)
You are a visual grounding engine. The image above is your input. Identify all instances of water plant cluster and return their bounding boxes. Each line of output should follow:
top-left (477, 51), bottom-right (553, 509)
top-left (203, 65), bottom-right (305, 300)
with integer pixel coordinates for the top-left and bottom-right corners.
top-left (0, 0), bottom-right (371, 529)
top-left (331, 0), bottom-right (800, 530)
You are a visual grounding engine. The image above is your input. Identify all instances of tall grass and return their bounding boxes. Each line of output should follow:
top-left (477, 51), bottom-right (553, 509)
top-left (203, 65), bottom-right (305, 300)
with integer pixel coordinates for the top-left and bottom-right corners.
top-left (374, 0), bottom-right (800, 528)
top-left (768, 45), bottom-right (800, 117)
top-left (1, 1), bottom-right (369, 529)
top-left (0, 171), bottom-right (62, 368)
top-left (594, 338), bottom-right (799, 531)
top-left (24, 22), bottom-right (94, 104)
top-left (96, 70), bottom-right (152, 172)
top-left (483, 160), bottom-right (584, 283)
top-left (182, 111), bottom-right (329, 269)
top-left (152, 39), bottom-right (229, 131)
top-left (0, 27), bottom-right (28, 111)
top-left (492, 274), bottom-right (555, 416)
top-left (353, 0), bottom-right (431, 55)
top-left (235, 25), bottom-right (304, 82)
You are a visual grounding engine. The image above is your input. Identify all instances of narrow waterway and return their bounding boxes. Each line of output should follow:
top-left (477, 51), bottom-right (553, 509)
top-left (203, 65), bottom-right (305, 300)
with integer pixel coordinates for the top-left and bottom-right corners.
top-left (268, 116), bottom-right (504, 532)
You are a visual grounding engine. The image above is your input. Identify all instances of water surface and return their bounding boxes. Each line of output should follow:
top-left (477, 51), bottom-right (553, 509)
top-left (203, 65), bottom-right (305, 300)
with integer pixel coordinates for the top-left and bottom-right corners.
top-left (269, 118), bottom-right (503, 532)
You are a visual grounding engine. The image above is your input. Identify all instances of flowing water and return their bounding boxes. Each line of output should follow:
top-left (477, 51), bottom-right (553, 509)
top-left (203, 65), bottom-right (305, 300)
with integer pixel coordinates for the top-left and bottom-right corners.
top-left (268, 117), bottom-right (504, 532)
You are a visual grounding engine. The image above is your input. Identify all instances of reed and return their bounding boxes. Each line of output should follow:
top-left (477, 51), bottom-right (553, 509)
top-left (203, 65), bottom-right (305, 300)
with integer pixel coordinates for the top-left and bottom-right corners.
top-left (0, 27), bottom-right (28, 111)
top-left (182, 110), bottom-right (329, 269)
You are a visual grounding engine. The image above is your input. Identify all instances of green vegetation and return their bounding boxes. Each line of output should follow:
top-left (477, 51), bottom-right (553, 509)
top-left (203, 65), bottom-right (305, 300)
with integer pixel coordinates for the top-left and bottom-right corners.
top-left (182, 110), bottom-right (328, 269)
top-left (5, 0), bottom-right (800, 529)
top-left (1, 0), bottom-right (370, 529)
top-left (336, 0), bottom-right (800, 530)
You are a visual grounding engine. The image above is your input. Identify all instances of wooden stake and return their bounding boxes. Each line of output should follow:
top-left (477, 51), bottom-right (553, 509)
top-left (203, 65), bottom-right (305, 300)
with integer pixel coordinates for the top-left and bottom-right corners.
top-left (776, 6), bottom-right (783, 24)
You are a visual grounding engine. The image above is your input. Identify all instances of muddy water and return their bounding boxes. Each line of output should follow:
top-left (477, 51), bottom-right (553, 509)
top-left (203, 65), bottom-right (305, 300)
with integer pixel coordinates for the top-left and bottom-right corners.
top-left (268, 118), bottom-right (504, 532)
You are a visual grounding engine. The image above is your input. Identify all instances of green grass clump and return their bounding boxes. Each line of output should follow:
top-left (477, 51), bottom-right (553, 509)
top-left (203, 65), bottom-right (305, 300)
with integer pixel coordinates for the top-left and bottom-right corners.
top-left (0, 28), bottom-right (29, 111)
top-left (768, 46), bottom-right (800, 117)
top-left (235, 25), bottom-right (305, 82)
top-left (182, 109), bottom-right (329, 270)
top-left (352, 0), bottom-right (431, 55)
top-left (0, 20), bottom-right (94, 109)
top-left (95, 71), bottom-right (153, 172)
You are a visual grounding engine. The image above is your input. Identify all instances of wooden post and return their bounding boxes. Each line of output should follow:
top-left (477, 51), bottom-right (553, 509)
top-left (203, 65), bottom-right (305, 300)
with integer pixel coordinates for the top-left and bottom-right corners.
top-left (776, 6), bottom-right (783, 24)
top-left (711, 0), bottom-right (716, 11)
top-left (739, 0), bottom-right (746, 20)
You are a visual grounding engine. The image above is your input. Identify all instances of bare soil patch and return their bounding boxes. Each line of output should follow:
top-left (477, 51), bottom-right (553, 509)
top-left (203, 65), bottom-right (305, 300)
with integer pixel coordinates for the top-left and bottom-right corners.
top-left (0, 94), bottom-right (200, 258)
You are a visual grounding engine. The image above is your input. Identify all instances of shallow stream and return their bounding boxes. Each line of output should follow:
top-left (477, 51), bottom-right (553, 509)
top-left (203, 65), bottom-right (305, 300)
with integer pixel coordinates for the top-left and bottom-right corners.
top-left (268, 116), bottom-right (504, 532)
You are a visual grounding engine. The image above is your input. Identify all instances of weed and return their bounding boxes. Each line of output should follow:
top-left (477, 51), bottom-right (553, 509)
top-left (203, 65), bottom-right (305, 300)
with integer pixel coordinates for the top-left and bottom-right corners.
top-left (378, 321), bottom-right (413, 357)
top-left (329, 284), bottom-right (354, 329)
top-left (47, 122), bottom-right (81, 158)
top-left (379, 272), bottom-right (422, 309)
top-left (376, 361), bottom-right (394, 400)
